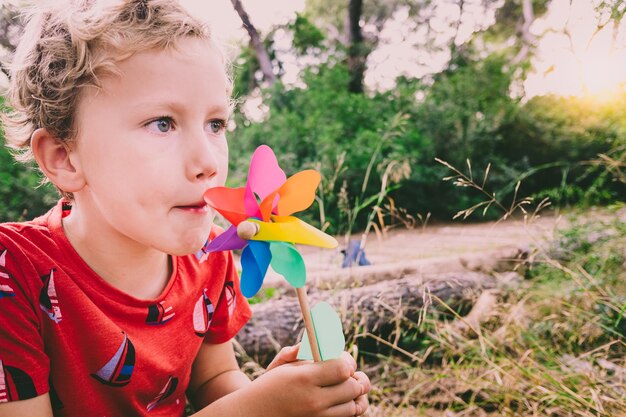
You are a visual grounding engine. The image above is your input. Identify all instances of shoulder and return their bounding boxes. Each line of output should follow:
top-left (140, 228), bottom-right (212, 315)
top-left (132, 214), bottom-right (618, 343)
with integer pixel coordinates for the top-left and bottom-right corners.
top-left (0, 205), bottom-right (63, 293)
top-left (0, 203), bottom-right (58, 248)
top-left (0, 215), bottom-right (58, 264)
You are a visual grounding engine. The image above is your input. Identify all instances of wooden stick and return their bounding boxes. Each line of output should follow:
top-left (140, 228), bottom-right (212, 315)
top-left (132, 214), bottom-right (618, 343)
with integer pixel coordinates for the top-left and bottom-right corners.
top-left (236, 220), bottom-right (321, 361)
top-left (296, 286), bottom-right (322, 362)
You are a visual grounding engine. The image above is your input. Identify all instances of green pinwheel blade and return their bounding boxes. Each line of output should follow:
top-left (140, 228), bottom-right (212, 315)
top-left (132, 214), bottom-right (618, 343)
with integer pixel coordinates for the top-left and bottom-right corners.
top-left (298, 302), bottom-right (345, 361)
top-left (269, 242), bottom-right (306, 288)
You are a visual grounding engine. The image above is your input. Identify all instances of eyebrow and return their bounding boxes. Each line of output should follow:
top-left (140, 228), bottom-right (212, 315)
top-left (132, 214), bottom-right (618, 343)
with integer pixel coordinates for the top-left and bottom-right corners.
top-left (131, 100), bottom-right (230, 116)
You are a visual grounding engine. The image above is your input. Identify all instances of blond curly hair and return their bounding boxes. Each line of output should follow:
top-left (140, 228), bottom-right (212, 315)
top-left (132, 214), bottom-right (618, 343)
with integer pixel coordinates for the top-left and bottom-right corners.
top-left (2, 0), bottom-right (224, 173)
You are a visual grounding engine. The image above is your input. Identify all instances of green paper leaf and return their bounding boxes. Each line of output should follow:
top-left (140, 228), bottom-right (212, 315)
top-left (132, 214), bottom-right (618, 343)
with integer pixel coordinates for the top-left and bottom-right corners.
top-left (298, 302), bottom-right (345, 361)
top-left (269, 242), bottom-right (306, 288)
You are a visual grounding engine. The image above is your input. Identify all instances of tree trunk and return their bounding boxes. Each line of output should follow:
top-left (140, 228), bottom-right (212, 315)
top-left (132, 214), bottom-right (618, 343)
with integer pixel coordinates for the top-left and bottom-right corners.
top-left (235, 271), bottom-right (518, 366)
top-left (512, 0), bottom-right (535, 65)
top-left (347, 0), bottom-right (366, 93)
top-left (230, 0), bottom-right (276, 85)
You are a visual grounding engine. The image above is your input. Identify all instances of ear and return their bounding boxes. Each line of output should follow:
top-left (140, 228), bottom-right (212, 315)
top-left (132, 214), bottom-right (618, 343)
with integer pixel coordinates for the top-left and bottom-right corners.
top-left (31, 128), bottom-right (86, 193)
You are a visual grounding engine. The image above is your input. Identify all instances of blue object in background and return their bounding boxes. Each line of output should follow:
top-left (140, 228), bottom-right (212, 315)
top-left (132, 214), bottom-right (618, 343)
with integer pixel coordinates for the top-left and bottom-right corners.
top-left (341, 240), bottom-right (371, 268)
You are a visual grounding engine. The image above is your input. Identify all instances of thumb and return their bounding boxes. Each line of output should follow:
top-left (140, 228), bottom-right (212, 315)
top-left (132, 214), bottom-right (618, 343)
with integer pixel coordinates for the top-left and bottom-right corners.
top-left (266, 344), bottom-right (301, 371)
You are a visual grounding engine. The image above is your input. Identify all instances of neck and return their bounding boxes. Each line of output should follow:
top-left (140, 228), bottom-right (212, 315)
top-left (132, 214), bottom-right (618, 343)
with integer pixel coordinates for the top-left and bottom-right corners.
top-left (62, 201), bottom-right (171, 300)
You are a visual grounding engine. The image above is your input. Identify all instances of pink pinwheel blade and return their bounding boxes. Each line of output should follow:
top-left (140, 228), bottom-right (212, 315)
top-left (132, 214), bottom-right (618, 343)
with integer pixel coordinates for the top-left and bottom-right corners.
top-left (244, 145), bottom-right (286, 218)
top-left (205, 226), bottom-right (247, 253)
top-left (240, 240), bottom-right (272, 298)
top-left (276, 170), bottom-right (321, 216)
top-left (204, 187), bottom-right (248, 225)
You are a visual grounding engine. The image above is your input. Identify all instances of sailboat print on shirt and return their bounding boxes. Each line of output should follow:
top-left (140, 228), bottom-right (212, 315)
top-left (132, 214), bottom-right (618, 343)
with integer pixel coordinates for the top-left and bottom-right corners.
top-left (0, 250), bottom-right (15, 299)
top-left (146, 375), bottom-right (178, 411)
top-left (91, 332), bottom-right (135, 387)
top-left (225, 281), bottom-right (236, 317)
top-left (193, 289), bottom-right (214, 337)
top-left (146, 301), bottom-right (175, 325)
top-left (0, 360), bottom-right (37, 402)
top-left (39, 268), bottom-right (62, 323)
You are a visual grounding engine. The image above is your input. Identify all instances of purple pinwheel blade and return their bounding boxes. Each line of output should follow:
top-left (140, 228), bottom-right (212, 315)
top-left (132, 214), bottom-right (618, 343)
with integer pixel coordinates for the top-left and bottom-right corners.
top-left (240, 240), bottom-right (272, 298)
top-left (205, 226), bottom-right (247, 253)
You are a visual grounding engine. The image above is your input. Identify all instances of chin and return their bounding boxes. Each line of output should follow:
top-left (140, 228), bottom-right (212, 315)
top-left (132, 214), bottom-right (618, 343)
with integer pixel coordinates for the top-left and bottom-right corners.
top-left (172, 231), bottom-right (212, 255)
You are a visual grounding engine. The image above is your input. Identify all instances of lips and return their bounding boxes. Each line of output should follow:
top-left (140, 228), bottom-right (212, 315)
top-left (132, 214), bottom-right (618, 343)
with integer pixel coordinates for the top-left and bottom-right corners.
top-left (175, 201), bottom-right (209, 213)
top-left (178, 201), bottom-right (207, 209)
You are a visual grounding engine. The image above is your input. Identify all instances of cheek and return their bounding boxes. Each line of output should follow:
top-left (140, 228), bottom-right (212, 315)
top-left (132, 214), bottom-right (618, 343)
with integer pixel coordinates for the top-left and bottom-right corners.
top-left (216, 141), bottom-right (229, 185)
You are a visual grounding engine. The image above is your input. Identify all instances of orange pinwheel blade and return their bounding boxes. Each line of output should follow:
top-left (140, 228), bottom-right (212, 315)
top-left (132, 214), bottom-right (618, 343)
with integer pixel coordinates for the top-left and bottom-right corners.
top-left (258, 191), bottom-right (278, 222)
top-left (250, 216), bottom-right (337, 248)
top-left (203, 187), bottom-right (248, 225)
top-left (275, 170), bottom-right (321, 216)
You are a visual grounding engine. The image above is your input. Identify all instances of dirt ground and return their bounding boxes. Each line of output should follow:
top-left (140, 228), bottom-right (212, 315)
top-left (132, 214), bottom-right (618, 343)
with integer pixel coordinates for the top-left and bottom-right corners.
top-left (257, 213), bottom-right (565, 288)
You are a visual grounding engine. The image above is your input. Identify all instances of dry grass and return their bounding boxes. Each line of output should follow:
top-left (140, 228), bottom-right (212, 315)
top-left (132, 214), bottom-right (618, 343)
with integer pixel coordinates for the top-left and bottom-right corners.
top-left (354, 210), bottom-right (626, 416)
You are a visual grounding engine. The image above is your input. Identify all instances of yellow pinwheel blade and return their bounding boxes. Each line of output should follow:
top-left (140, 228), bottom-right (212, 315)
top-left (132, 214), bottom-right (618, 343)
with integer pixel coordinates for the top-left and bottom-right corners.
top-left (250, 216), bottom-right (338, 249)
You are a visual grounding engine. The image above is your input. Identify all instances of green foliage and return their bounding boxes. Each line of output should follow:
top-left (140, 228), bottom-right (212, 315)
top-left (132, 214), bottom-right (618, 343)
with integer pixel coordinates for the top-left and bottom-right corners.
top-left (230, 46), bottom-right (626, 232)
top-left (230, 63), bottom-right (431, 234)
top-left (0, 146), bottom-right (58, 222)
top-left (288, 13), bottom-right (325, 54)
top-left (0, 98), bottom-right (58, 222)
top-left (497, 94), bottom-right (626, 207)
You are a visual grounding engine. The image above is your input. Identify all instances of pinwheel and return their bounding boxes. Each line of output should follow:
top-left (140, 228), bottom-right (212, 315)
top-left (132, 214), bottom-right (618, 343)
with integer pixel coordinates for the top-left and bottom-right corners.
top-left (196, 145), bottom-right (345, 362)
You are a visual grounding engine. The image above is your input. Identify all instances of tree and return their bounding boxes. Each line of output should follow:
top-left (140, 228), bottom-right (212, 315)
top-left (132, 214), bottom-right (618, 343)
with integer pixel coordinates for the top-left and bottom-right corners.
top-left (347, 0), bottom-right (366, 93)
top-left (230, 0), bottom-right (276, 86)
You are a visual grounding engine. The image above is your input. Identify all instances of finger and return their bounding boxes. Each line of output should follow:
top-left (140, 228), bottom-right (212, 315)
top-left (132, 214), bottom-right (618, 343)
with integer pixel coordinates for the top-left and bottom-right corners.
top-left (340, 351), bottom-right (357, 374)
top-left (265, 344), bottom-right (300, 371)
top-left (355, 394), bottom-right (369, 416)
top-left (323, 399), bottom-right (360, 417)
top-left (321, 375), bottom-right (363, 406)
top-left (309, 357), bottom-right (354, 386)
top-left (353, 371), bottom-right (371, 395)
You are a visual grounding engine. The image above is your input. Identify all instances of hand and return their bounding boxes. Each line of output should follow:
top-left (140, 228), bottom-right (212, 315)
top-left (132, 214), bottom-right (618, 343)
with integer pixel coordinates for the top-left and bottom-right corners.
top-left (242, 349), bottom-right (369, 417)
top-left (352, 369), bottom-right (370, 416)
top-left (265, 344), bottom-right (302, 371)
top-left (267, 346), bottom-right (370, 416)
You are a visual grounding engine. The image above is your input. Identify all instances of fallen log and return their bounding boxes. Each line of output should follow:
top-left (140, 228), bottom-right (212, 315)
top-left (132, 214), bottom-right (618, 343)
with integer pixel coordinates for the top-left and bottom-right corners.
top-left (235, 271), bottom-right (516, 366)
top-left (261, 246), bottom-right (528, 292)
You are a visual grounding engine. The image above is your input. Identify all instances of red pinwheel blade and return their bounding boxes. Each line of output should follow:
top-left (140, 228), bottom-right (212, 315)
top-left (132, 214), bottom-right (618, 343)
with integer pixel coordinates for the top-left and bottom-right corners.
top-left (204, 187), bottom-right (248, 225)
top-left (276, 170), bottom-right (321, 216)
top-left (240, 240), bottom-right (271, 298)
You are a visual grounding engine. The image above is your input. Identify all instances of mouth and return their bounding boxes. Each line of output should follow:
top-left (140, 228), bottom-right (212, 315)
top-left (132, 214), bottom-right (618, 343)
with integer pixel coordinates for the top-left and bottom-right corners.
top-left (175, 201), bottom-right (209, 214)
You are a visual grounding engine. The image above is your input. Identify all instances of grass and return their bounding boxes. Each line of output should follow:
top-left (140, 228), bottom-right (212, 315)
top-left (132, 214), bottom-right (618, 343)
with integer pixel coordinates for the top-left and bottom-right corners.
top-left (354, 210), bottom-right (626, 416)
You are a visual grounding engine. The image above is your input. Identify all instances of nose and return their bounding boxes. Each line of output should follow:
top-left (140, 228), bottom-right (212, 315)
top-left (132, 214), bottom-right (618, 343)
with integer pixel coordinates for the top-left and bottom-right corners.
top-left (185, 128), bottom-right (218, 182)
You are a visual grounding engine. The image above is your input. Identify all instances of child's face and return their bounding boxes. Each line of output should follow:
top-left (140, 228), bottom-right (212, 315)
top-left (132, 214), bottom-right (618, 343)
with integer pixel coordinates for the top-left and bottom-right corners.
top-left (71, 38), bottom-right (230, 255)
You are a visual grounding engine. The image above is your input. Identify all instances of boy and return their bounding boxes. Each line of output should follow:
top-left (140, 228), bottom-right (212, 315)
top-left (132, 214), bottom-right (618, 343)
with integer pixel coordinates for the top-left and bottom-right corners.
top-left (0, 1), bottom-right (370, 416)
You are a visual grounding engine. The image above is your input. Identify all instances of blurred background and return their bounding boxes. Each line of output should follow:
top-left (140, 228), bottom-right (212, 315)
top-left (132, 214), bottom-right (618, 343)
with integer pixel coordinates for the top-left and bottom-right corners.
top-left (1, 2), bottom-right (625, 416)
top-left (0, 0), bottom-right (624, 230)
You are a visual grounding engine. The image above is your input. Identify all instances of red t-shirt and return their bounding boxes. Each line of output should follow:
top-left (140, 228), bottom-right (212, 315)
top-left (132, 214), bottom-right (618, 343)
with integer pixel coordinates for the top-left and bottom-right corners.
top-left (0, 201), bottom-right (252, 416)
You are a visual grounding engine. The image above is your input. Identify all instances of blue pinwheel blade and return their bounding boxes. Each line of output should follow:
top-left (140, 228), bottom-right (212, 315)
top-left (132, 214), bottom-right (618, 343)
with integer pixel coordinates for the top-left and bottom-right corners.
top-left (269, 242), bottom-right (306, 288)
top-left (240, 240), bottom-right (271, 298)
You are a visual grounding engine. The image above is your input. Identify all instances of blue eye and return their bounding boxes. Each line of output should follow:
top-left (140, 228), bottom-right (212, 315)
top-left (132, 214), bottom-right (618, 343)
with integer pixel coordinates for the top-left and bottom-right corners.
top-left (146, 117), bottom-right (174, 133)
top-left (208, 119), bottom-right (226, 134)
